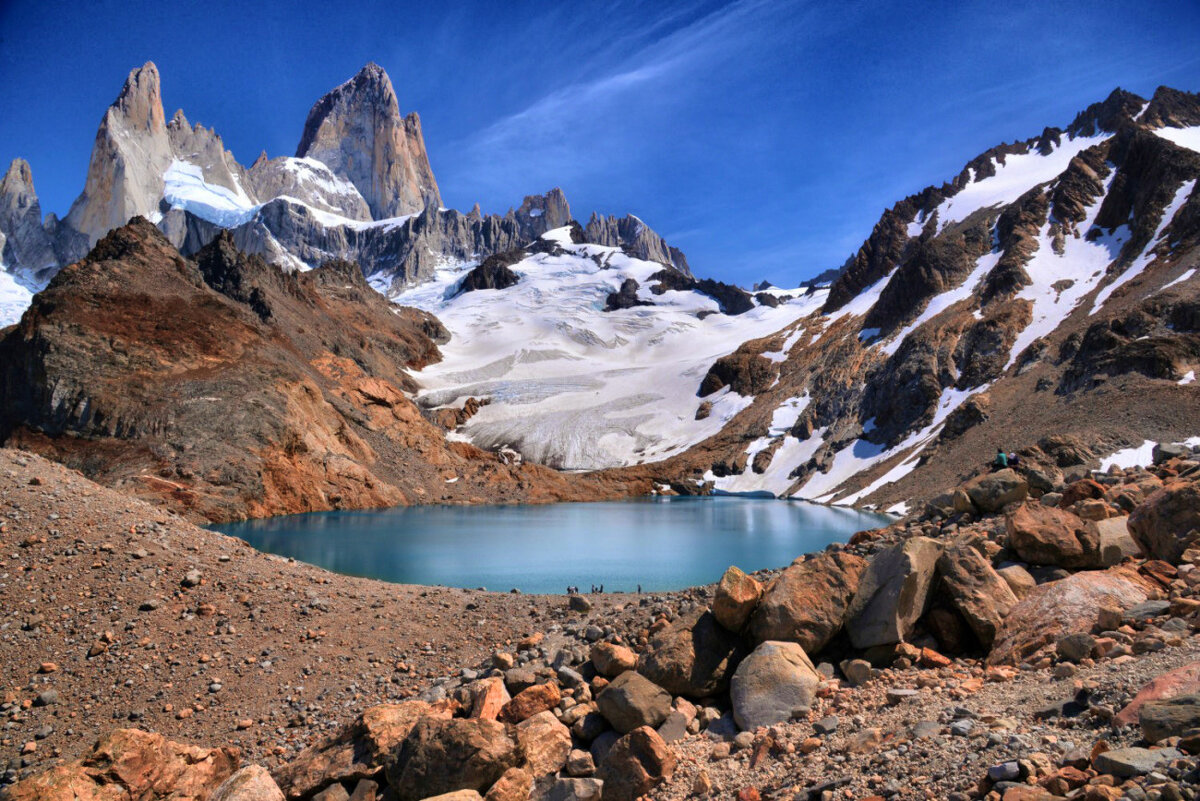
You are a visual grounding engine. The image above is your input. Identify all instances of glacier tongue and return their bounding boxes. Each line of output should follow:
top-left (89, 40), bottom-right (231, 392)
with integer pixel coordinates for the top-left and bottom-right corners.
top-left (396, 228), bottom-right (823, 470)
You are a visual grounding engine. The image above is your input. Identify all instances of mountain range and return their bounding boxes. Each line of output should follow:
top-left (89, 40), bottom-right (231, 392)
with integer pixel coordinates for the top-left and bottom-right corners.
top-left (0, 63), bottom-right (1197, 520)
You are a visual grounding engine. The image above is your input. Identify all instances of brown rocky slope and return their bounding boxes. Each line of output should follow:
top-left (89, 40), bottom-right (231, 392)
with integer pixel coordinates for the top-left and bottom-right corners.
top-left (0, 220), bottom-right (651, 522)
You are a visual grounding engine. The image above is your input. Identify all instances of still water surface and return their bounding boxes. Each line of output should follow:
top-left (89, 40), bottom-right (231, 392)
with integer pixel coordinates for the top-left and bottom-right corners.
top-left (214, 497), bottom-right (890, 594)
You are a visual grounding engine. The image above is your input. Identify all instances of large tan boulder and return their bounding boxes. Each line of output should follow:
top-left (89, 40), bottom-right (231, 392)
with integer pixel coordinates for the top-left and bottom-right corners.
top-left (595, 671), bottom-right (672, 734)
top-left (595, 727), bottom-right (675, 801)
top-left (636, 610), bottom-right (744, 697)
top-left (729, 640), bottom-right (821, 730)
top-left (3, 728), bottom-right (239, 801)
top-left (210, 766), bottom-right (285, 801)
top-left (1090, 516), bottom-right (1143, 566)
top-left (515, 711), bottom-right (571, 777)
top-left (749, 551), bottom-right (867, 653)
top-left (963, 468), bottom-right (1028, 513)
top-left (274, 701), bottom-right (445, 798)
top-left (988, 565), bottom-right (1161, 665)
top-left (499, 682), bottom-right (560, 724)
top-left (483, 767), bottom-right (532, 801)
top-left (589, 642), bottom-right (637, 678)
top-left (384, 718), bottom-right (521, 801)
top-left (1006, 503), bottom-right (1101, 569)
top-left (712, 566), bottom-right (763, 631)
top-left (1129, 481), bottom-right (1200, 563)
top-left (936, 543), bottom-right (1019, 648)
top-left (845, 537), bottom-right (942, 649)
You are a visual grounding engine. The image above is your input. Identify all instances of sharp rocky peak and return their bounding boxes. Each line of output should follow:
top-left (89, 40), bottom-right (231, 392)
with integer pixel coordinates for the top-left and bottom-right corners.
top-left (1066, 87), bottom-right (1147, 138)
top-left (111, 61), bottom-right (167, 135)
top-left (295, 62), bottom-right (441, 219)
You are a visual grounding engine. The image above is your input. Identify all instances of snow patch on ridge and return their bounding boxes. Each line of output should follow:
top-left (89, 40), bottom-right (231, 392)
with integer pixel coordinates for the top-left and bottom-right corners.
top-left (162, 160), bottom-right (258, 227)
top-left (1153, 126), bottom-right (1200, 154)
top-left (0, 267), bottom-right (34, 327)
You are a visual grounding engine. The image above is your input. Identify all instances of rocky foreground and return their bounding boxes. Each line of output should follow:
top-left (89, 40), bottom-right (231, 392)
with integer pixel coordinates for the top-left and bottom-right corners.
top-left (3, 443), bottom-right (1200, 800)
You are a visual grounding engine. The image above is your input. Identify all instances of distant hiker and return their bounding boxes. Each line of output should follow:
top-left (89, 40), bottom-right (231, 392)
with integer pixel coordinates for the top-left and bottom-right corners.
top-left (993, 449), bottom-right (1008, 471)
top-left (1008, 452), bottom-right (1020, 467)
top-left (599, 584), bottom-right (604, 594)
top-left (637, 584), bottom-right (642, 594)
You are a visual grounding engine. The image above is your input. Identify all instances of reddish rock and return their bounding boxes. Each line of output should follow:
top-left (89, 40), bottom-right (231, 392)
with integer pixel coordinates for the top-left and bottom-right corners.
top-left (469, 677), bottom-right (511, 722)
top-left (274, 701), bottom-right (445, 798)
top-left (211, 765), bottom-right (285, 801)
top-left (936, 543), bottom-right (1019, 648)
top-left (515, 711), bottom-right (571, 777)
top-left (590, 642), bottom-right (637, 678)
top-left (384, 717), bottom-right (521, 801)
top-left (713, 566), bottom-right (763, 632)
top-left (1129, 481), bottom-right (1200, 563)
top-left (1006, 503), bottom-right (1101, 569)
top-left (637, 610), bottom-right (744, 697)
top-left (749, 551), bottom-right (867, 653)
top-left (596, 726), bottom-right (676, 801)
top-left (4, 728), bottom-right (239, 801)
top-left (499, 682), bottom-right (561, 724)
top-left (1114, 661), bottom-right (1200, 727)
top-left (963, 469), bottom-right (1029, 513)
top-left (988, 566), bottom-right (1160, 665)
top-left (483, 767), bottom-right (531, 801)
top-left (1060, 478), bottom-right (1106, 508)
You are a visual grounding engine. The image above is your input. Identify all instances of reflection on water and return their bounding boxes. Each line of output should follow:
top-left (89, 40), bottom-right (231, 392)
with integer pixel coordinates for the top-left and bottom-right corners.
top-left (213, 497), bottom-right (889, 594)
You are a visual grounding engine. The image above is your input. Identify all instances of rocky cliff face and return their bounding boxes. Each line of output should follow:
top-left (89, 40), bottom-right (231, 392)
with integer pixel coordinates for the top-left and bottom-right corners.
top-left (0, 220), bottom-right (651, 520)
top-left (64, 62), bottom-right (173, 246)
top-left (295, 62), bottom-right (441, 219)
top-left (0, 160), bottom-right (58, 286)
top-left (619, 86), bottom-right (1200, 511)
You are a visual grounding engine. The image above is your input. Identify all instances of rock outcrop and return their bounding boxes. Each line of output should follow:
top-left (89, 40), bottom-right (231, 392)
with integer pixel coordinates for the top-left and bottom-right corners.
top-left (295, 62), bottom-right (441, 219)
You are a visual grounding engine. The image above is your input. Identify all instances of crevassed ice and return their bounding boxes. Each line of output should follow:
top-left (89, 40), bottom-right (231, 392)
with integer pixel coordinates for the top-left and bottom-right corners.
top-left (395, 227), bottom-right (822, 470)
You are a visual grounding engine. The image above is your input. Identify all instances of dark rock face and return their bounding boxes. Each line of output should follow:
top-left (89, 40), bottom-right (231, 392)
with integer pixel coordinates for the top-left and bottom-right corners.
top-left (0, 160), bottom-right (59, 288)
top-left (456, 250), bottom-right (523, 295)
top-left (698, 348), bottom-right (778, 397)
top-left (1066, 87), bottom-right (1148, 137)
top-left (648, 269), bottom-right (754, 315)
top-left (605, 278), bottom-right (653, 311)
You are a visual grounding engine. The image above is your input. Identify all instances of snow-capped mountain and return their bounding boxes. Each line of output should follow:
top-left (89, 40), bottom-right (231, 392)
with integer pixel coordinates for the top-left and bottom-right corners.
top-left (1, 68), bottom-right (1197, 520)
top-left (0, 62), bottom-right (690, 325)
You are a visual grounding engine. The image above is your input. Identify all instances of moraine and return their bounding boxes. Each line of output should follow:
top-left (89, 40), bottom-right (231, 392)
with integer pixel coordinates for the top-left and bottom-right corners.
top-left (213, 496), bottom-right (889, 593)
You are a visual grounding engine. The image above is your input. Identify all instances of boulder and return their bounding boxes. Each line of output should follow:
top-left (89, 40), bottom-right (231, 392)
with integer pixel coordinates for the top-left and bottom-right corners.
top-left (1090, 516), bottom-right (1143, 566)
top-left (988, 565), bottom-right (1160, 665)
top-left (515, 711), bottom-right (571, 777)
top-left (1060, 478), bottom-right (1105, 508)
top-left (729, 640), bottom-right (821, 731)
top-left (1115, 662), bottom-right (1200, 727)
top-left (596, 727), bottom-right (675, 801)
top-left (546, 778), bottom-right (604, 801)
top-left (845, 537), bottom-right (942, 649)
top-left (963, 468), bottom-right (1028, 513)
top-left (483, 768), bottom-right (531, 801)
top-left (636, 610), bottom-right (744, 697)
top-left (275, 701), bottom-right (445, 798)
top-left (749, 551), bottom-right (867, 652)
top-left (996, 564), bottom-right (1037, 599)
top-left (211, 766), bottom-right (285, 801)
top-left (1129, 481), bottom-right (1200, 563)
top-left (1055, 632), bottom-right (1096, 662)
top-left (423, 793), bottom-right (484, 801)
top-left (384, 718), bottom-right (521, 801)
top-left (1092, 747), bottom-right (1184, 778)
top-left (469, 678), bottom-right (511, 721)
top-left (595, 671), bottom-right (672, 734)
top-left (936, 543), bottom-right (1019, 648)
top-left (713, 566), bottom-right (763, 631)
top-left (589, 642), bottom-right (637, 678)
top-left (1140, 695), bottom-right (1200, 744)
top-left (498, 682), bottom-right (560, 724)
top-left (3, 728), bottom-right (239, 801)
top-left (1006, 503), bottom-right (1101, 569)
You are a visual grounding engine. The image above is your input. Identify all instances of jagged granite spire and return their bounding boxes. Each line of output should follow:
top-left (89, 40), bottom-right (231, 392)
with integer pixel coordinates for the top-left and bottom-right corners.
top-left (296, 62), bottom-right (441, 219)
top-left (0, 159), bottom-right (60, 285)
top-left (64, 62), bottom-right (173, 245)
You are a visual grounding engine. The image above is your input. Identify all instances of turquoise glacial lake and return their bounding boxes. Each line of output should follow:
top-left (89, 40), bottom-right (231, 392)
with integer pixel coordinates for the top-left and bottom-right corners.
top-left (213, 496), bottom-right (890, 594)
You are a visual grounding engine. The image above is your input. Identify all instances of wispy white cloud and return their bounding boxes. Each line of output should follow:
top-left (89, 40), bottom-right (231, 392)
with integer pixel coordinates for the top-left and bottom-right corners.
top-left (444, 0), bottom-right (778, 205)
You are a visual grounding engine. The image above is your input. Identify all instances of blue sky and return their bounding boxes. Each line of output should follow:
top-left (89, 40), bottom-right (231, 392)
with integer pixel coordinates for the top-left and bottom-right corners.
top-left (1, 0), bottom-right (1198, 286)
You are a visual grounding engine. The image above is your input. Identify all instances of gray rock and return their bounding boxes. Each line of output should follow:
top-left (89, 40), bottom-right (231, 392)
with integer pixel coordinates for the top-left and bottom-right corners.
top-left (1055, 632), bottom-right (1096, 663)
top-left (1141, 695), bottom-right (1200, 743)
top-left (656, 711), bottom-right (689, 743)
top-left (729, 640), bottom-right (821, 731)
top-left (813, 715), bottom-right (839, 735)
top-left (595, 671), bottom-right (671, 734)
top-left (1092, 746), bottom-right (1184, 778)
top-left (886, 688), bottom-right (920, 705)
top-left (845, 537), bottom-right (942, 649)
top-left (1125, 600), bottom-right (1171, 621)
top-left (547, 777), bottom-right (604, 801)
top-left (987, 762), bottom-right (1020, 782)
